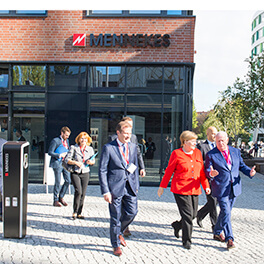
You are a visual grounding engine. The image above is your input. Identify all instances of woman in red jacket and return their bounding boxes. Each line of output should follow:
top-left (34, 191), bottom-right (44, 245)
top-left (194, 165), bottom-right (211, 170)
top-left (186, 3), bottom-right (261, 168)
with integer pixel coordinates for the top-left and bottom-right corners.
top-left (158, 131), bottom-right (210, 250)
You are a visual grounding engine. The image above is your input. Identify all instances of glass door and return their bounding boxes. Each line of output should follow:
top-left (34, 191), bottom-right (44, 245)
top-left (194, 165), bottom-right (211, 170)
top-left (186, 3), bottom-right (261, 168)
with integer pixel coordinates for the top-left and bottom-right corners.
top-left (13, 93), bottom-right (45, 183)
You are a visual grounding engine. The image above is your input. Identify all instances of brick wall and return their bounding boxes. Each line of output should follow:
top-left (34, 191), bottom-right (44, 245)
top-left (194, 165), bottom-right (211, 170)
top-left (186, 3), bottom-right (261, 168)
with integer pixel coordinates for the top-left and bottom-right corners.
top-left (0, 10), bottom-right (195, 63)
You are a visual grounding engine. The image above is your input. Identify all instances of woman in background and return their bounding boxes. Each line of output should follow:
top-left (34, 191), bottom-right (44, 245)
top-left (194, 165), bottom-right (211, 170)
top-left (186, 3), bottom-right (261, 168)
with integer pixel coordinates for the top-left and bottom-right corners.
top-left (65, 132), bottom-right (95, 220)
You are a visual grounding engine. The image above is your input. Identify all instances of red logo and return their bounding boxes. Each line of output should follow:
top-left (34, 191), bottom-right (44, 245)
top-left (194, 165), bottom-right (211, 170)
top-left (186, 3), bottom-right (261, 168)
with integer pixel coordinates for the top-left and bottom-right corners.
top-left (73, 34), bottom-right (86, 47)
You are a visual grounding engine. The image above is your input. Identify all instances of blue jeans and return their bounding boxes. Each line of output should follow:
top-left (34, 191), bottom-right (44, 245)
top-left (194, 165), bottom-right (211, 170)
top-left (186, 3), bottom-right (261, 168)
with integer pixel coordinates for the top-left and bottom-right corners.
top-left (53, 167), bottom-right (71, 202)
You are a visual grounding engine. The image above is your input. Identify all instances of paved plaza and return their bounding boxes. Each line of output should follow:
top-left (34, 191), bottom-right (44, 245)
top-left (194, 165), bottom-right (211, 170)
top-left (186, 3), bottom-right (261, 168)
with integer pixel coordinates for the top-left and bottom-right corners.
top-left (0, 172), bottom-right (263, 264)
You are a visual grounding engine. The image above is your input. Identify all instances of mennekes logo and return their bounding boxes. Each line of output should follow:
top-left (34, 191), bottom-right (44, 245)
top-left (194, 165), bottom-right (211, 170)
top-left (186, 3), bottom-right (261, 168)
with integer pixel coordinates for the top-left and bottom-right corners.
top-left (72, 33), bottom-right (170, 48)
top-left (73, 34), bottom-right (86, 47)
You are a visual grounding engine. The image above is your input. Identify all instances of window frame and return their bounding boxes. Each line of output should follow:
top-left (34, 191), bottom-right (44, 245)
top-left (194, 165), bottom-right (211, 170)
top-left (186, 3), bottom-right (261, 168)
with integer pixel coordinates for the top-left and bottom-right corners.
top-left (0, 10), bottom-right (47, 17)
top-left (85, 10), bottom-right (193, 17)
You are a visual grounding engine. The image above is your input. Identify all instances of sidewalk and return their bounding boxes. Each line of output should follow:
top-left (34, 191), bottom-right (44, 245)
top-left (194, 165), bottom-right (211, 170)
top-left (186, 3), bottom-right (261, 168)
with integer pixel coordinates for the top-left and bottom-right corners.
top-left (0, 172), bottom-right (263, 264)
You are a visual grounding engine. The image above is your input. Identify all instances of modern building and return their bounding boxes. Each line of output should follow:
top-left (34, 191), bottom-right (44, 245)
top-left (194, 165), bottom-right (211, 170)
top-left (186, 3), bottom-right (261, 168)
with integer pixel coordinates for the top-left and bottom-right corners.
top-left (0, 10), bottom-right (196, 185)
top-left (251, 10), bottom-right (264, 56)
top-left (251, 11), bottom-right (264, 142)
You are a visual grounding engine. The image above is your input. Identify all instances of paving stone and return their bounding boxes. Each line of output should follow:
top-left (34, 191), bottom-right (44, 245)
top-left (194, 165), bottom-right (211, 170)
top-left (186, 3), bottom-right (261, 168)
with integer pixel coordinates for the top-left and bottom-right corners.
top-left (0, 172), bottom-right (263, 263)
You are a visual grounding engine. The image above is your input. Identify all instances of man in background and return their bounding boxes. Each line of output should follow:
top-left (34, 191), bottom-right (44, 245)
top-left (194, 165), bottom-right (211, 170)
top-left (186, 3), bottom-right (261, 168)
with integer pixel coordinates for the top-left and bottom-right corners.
top-left (48, 126), bottom-right (71, 207)
top-left (16, 129), bottom-right (26, 141)
top-left (196, 126), bottom-right (218, 232)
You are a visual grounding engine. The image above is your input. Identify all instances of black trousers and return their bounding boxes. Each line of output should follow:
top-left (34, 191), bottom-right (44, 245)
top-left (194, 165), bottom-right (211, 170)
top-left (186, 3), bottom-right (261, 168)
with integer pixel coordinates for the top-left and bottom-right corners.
top-left (197, 193), bottom-right (217, 227)
top-left (173, 193), bottom-right (198, 244)
top-left (71, 172), bottom-right (90, 215)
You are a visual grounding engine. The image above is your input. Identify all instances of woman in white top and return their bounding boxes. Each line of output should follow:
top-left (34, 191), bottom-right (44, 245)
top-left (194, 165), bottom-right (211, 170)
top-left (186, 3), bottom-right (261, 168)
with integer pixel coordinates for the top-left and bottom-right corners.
top-left (65, 132), bottom-right (95, 219)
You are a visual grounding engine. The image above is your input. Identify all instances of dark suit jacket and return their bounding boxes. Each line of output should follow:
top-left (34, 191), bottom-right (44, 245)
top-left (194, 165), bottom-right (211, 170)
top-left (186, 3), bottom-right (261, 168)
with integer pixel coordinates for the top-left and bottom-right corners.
top-left (99, 139), bottom-right (139, 198)
top-left (109, 133), bottom-right (145, 171)
top-left (48, 136), bottom-right (70, 169)
top-left (197, 140), bottom-right (211, 161)
top-left (205, 146), bottom-right (252, 199)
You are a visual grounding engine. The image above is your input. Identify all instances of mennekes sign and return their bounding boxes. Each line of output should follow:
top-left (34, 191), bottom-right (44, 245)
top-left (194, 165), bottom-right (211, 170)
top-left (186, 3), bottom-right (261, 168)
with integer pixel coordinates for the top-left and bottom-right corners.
top-left (73, 33), bottom-right (170, 48)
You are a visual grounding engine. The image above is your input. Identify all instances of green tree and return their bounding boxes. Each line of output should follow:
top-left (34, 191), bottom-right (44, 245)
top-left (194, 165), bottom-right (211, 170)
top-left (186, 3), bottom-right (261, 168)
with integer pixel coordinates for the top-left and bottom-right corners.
top-left (236, 53), bottom-right (264, 129)
top-left (214, 81), bottom-right (250, 146)
top-left (192, 102), bottom-right (198, 129)
top-left (198, 110), bottom-right (222, 139)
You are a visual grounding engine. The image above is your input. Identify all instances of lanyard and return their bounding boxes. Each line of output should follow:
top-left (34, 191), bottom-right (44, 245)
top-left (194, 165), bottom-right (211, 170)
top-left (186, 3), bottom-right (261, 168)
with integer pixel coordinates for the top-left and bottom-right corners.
top-left (61, 139), bottom-right (68, 149)
top-left (117, 142), bottom-right (129, 164)
top-left (80, 146), bottom-right (86, 163)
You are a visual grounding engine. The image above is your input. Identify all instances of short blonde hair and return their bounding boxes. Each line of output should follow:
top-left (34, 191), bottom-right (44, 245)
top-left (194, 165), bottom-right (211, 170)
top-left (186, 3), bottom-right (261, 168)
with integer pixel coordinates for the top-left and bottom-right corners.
top-left (75, 132), bottom-right (92, 146)
top-left (180, 130), bottom-right (197, 147)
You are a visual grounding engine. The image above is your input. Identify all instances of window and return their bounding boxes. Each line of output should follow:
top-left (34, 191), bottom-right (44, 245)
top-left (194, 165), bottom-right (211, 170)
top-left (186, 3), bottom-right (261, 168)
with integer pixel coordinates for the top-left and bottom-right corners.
top-left (0, 10), bottom-right (47, 16)
top-left (12, 65), bottom-right (46, 90)
top-left (0, 64), bottom-right (8, 89)
top-left (49, 65), bottom-right (86, 92)
top-left (89, 10), bottom-right (122, 15)
top-left (167, 10), bottom-right (183, 15)
top-left (126, 66), bottom-right (162, 92)
top-left (129, 10), bottom-right (161, 15)
top-left (164, 67), bottom-right (184, 92)
top-left (90, 66), bottom-right (125, 89)
top-left (86, 10), bottom-right (192, 17)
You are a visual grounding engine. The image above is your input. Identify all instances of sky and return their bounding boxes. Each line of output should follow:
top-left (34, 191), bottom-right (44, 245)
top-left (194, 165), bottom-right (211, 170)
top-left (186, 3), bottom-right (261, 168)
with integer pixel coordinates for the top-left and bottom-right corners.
top-left (193, 10), bottom-right (256, 112)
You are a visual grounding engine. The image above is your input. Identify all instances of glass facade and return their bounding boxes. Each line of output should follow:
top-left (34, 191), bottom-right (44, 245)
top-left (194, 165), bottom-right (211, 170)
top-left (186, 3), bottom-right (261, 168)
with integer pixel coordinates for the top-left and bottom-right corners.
top-left (1, 62), bottom-right (194, 185)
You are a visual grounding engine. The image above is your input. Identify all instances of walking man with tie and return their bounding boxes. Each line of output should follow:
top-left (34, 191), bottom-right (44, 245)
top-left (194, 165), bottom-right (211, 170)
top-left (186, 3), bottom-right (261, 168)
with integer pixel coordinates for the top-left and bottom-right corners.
top-left (99, 121), bottom-right (139, 256)
top-left (205, 131), bottom-right (256, 249)
top-left (196, 126), bottom-right (218, 231)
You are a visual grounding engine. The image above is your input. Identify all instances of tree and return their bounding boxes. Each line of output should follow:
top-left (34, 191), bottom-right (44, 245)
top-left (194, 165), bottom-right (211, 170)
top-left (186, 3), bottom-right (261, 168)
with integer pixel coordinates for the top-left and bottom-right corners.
top-left (214, 80), bottom-right (250, 146)
top-left (198, 110), bottom-right (223, 139)
top-left (192, 102), bottom-right (198, 129)
top-left (236, 53), bottom-right (264, 129)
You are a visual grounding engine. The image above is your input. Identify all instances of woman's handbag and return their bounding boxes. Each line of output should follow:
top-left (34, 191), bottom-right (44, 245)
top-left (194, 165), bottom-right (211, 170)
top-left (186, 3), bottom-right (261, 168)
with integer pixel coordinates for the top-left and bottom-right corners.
top-left (62, 146), bottom-right (75, 173)
top-left (62, 159), bottom-right (75, 173)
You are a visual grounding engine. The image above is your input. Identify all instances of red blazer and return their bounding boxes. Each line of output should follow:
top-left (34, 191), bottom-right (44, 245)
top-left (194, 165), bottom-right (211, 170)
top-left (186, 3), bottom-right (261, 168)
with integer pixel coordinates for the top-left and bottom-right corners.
top-left (160, 148), bottom-right (209, 195)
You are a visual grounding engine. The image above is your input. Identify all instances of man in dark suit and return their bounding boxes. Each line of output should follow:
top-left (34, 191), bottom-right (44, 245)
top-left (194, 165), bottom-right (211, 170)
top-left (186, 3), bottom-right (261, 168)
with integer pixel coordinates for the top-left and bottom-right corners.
top-left (99, 121), bottom-right (139, 256)
top-left (205, 131), bottom-right (256, 250)
top-left (48, 126), bottom-right (71, 207)
top-left (108, 116), bottom-right (145, 237)
top-left (16, 129), bottom-right (26, 141)
top-left (196, 126), bottom-right (218, 231)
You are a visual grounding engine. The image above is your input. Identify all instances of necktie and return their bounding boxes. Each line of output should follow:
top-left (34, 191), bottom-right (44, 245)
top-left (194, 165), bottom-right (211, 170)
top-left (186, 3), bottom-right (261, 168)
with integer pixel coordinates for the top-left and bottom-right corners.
top-left (121, 143), bottom-right (129, 164)
top-left (62, 140), bottom-right (68, 149)
top-left (222, 150), bottom-right (231, 166)
top-left (122, 143), bottom-right (126, 154)
top-left (211, 143), bottom-right (214, 149)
